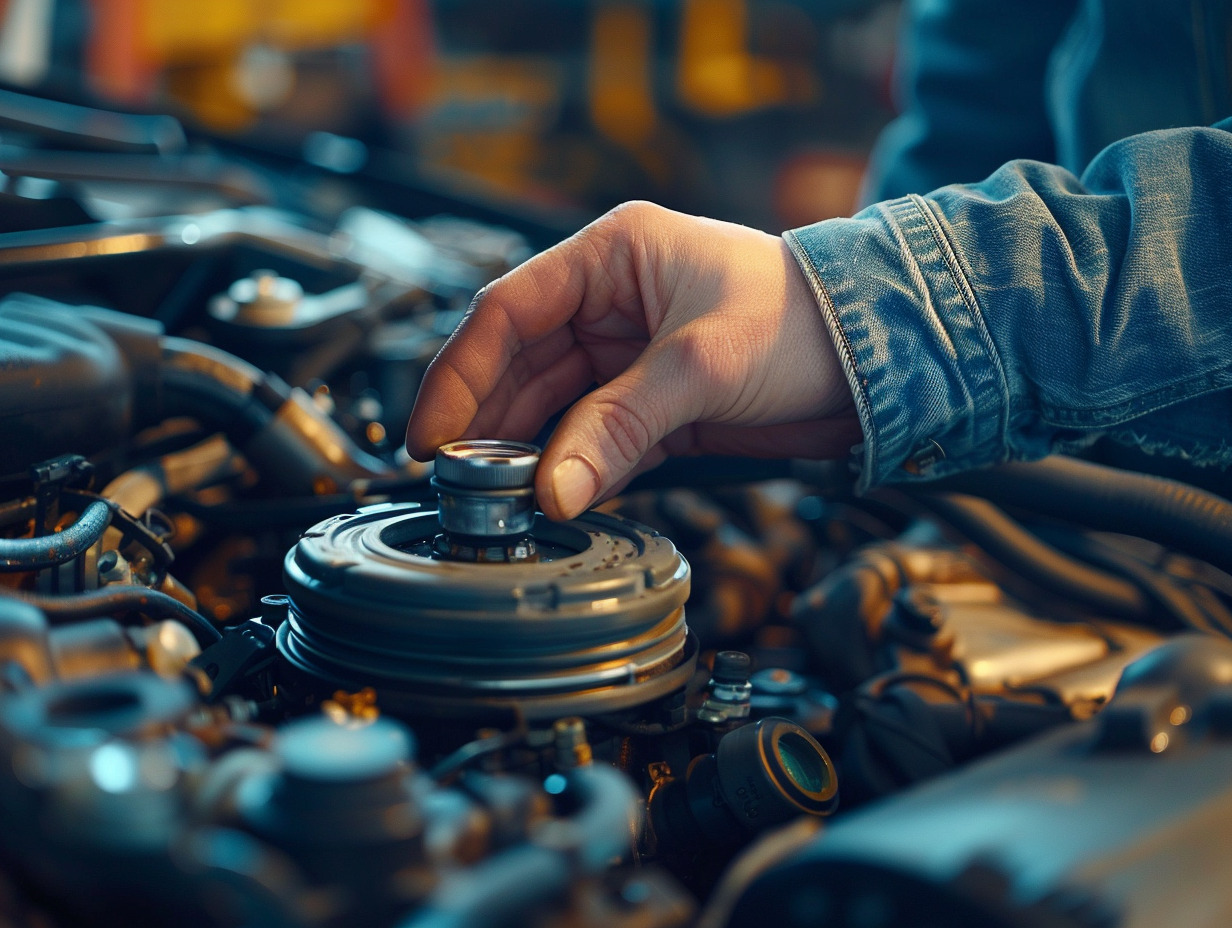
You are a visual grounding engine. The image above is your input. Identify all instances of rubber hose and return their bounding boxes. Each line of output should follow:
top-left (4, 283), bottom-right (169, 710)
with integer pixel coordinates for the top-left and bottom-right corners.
top-left (1037, 527), bottom-right (1232, 636)
top-left (0, 499), bottom-right (114, 571)
top-left (159, 337), bottom-right (390, 488)
top-left (929, 457), bottom-right (1232, 575)
top-left (160, 365), bottom-right (273, 439)
top-left (916, 493), bottom-right (1150, 620)
top-left (158, 337), bottom-right (279, 440)
top-left (3, 585), bottom-right (222, 645)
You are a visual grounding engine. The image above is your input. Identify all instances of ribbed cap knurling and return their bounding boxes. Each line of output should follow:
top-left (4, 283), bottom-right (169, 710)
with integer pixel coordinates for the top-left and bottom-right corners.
top-left (434, 440), bottom-right (541, 489)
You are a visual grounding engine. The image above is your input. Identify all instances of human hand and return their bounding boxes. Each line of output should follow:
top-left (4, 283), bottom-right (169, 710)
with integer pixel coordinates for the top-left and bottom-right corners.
top-left (405, 201), bottom-right (860, 520)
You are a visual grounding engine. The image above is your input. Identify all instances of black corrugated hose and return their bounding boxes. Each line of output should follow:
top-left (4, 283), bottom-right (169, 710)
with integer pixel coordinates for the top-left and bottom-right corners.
top-left (928, 457), bottom-right (1232, 576)
top-left (912, 493), bottom-right (1153, 622)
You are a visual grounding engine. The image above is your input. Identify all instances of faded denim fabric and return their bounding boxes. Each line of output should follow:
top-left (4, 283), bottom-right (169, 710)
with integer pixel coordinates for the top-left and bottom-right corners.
top-left (786, 0), bottom-right (1232, 492)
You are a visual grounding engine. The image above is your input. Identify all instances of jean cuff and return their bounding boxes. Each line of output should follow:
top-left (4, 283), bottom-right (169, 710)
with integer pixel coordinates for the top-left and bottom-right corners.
top-left (784, 194), bottom-right (1011, 492)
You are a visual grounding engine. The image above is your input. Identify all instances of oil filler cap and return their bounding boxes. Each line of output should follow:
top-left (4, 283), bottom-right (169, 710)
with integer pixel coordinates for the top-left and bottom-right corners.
top-left (432, 440), bottom-right (541, 547)
top-left (434, 440), bottom-right (540, 489)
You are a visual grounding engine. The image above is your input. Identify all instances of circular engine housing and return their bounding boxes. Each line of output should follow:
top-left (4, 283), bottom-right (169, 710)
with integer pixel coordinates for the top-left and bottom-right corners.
top-left (279, 503), bottom-right (693, 721)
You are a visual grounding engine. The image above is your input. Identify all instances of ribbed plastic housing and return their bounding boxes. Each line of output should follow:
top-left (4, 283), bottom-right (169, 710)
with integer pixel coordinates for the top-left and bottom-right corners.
top-left (279, 504), bottom-right (694, 720)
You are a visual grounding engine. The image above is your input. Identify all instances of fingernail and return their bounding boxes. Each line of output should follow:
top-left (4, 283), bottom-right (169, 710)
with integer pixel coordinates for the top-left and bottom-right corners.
top-left (551, 456), bottom-right (599, 517)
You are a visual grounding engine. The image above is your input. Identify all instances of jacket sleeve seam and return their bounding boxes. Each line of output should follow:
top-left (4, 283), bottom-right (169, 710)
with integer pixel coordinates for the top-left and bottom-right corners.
top-left (782, 228), bottom-right (880, 486)
top-left (910, 193), bottom-right (1012, 462)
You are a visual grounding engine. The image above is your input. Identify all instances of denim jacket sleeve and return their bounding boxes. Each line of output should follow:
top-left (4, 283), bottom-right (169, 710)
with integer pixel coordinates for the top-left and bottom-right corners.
top-left (784, 119), bottom-right (1232, 493)
top-left (861, 0), bottom-right (1080, 204)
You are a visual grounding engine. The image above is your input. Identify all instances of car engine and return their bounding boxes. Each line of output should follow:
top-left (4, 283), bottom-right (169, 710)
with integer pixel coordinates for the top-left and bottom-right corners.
top-left (2, 90), bottom-right (1232, 928)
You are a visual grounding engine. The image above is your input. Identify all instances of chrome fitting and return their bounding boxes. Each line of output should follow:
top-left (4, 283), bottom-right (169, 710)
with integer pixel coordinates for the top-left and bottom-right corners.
top-left (432, 440), bottom-right (541, 561)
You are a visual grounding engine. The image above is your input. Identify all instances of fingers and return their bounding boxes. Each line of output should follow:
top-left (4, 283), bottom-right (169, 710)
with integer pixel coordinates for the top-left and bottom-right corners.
top-left (405, 200), bottom-right (862, 522)
top-left (535, 337), bottom-right (704, 520)
top-left (536, 410), bottom-right (862, 521)
top-left (404, 234), bottom-right (598, 459)
top-left (550, 416), bottom-right (861, 519)
top-left (460, 329), bottom-right (588, 440)
top-left (407, 202), bottom-right (678, 461)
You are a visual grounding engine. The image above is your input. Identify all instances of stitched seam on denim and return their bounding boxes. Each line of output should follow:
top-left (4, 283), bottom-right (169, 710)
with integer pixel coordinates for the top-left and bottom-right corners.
top-left (914, 193), bottom-right (1012, 462)
top-left (1039, 367), bottom-right (1232, 427)
top-left (876, 198), bottom-right (968, 475)
top-left (873, 199), bottom-right (940, 480)
top-left (783, 229), bottom-right (877, 482)
top-left (884, 195), bottom-right (1005, 467)
top-left (896, 196), bottom-right (1002, 461)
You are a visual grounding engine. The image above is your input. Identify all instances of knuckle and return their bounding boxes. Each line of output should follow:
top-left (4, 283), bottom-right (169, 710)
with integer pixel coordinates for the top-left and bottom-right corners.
top-left (588, 200), bottom-right (663, 243)
top-left (591, 393), bottom-right (659, 470)
top-left (608, 199), bottom-right (661, 223)
top-left (461, 281), bottom-right (497, 322)
top-left (469, 282), bottom-right (493, 306)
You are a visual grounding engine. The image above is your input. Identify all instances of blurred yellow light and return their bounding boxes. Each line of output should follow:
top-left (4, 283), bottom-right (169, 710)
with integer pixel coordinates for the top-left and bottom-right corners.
top-left (590, 4), bottom-right (657, 147)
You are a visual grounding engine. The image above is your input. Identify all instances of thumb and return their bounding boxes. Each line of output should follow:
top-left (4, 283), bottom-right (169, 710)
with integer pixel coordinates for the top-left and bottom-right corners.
top-left (536, 341), bottom-right (699, 520)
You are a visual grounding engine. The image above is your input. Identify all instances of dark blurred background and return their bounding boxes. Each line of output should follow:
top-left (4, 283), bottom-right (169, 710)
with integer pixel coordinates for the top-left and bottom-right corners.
top-left (0, 0), bottom-right (900, 231)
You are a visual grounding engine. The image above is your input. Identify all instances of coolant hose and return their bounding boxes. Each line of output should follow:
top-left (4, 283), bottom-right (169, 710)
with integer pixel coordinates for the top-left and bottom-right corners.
top-left (928, 457), bottom-right (1232, 575)
top-left (0, 499), bottom-right (114, 571)
top-left (159, 337), bottom-right (281, 439)
top-left (159, 337), bottom-right (390, 492)
top-left (1035, 526), bottom-right (1232, 635)
top-left (2, 585), bottom-right (222, 645)
top-left (916, 493), bottom-right (1150, 621)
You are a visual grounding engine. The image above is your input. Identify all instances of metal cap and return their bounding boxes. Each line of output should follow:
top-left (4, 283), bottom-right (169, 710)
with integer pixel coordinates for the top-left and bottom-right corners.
top-left (434, 440), bottom-right (541, 489)
top-left (214, 269), bottom-right (303, 326)
top-left (277, 717), bottom-right (414, 784)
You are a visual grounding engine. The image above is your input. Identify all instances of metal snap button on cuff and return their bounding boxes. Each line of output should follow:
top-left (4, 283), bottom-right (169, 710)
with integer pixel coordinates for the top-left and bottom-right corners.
top-left (902, 438), bottom-right (946, 475)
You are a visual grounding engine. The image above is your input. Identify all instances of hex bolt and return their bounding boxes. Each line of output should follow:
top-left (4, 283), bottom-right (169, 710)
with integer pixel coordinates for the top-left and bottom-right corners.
top-left (699, 650), bottom-right (754, 725)
top-left (712, 650), bottom-right (752, 685)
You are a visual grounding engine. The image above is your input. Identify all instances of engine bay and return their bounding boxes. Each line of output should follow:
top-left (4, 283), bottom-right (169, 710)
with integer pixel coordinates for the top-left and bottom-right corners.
top-left (3, 90), bottom-right (1232, 928)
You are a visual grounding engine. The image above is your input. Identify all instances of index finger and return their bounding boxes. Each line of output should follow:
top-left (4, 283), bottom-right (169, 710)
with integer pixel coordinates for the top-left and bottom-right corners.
top-left (404, 234), bottom-right (595, 460)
